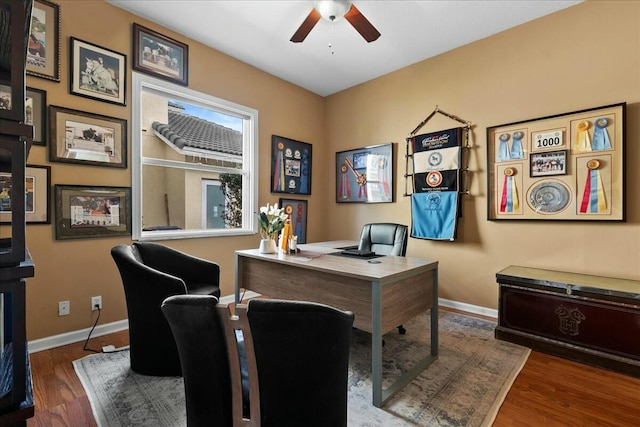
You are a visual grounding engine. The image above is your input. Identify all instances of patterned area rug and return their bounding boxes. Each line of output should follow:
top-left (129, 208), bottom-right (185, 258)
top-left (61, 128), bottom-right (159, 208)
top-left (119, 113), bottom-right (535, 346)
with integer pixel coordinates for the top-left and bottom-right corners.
top-left (73, 311), bottom-right (529, 427)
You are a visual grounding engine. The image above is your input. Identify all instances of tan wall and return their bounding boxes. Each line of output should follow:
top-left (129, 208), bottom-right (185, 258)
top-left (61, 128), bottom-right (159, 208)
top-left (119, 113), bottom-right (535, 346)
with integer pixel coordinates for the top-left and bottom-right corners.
top-left (24, 0), bottom-right (326, 340)
top-left (324, 0), bottom-right (640, 309)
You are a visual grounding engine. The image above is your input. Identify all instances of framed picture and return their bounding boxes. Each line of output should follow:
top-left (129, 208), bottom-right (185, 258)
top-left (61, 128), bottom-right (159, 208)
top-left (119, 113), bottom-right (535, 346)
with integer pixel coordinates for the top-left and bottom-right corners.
top-left (49, 105), bottom-right (127, 168)
top-left (0, 165), bottom-right (51, 224)
top-left (26, 87), bottom-right (46, 145)
top-left (336, 143), bottom-right (394, 203)
top-left (530, 150), bottom-right (567, 177)
top-left (54, 185), bottom-right (131, 240)
top-left (132, 23), bottom-right (189, 86)
top-left (279, 198), bottom-right (308, 244)
top-left (27, 0), bottom-right (61, 82)
top-left (271, 135), bottom-right (312, 195)
top-left (70, 37), bottom-right (126, 105)
top-left (487, 102), bottom-right (625, 221)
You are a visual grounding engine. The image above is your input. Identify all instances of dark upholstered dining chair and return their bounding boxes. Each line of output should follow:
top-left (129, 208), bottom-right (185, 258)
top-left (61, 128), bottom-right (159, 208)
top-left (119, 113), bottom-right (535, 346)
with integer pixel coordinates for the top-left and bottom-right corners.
top-left (358, 222), bottom-right (409, 333)
top-left (358, 222), bottom-right (408, 257)
top-left (111, 242), bottom-right (221, 376)
top-left (162, 295), bottom-right (354, 427)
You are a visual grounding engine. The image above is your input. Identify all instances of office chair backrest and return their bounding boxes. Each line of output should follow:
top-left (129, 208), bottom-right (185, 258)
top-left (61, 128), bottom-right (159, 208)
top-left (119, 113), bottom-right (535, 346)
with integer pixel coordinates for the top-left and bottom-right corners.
top-left (219, 299), bottom-right (354, 427)
top-left (358, 223), bottom-right (408, 256)
top-left (161, 294), bottom-right (233, 427)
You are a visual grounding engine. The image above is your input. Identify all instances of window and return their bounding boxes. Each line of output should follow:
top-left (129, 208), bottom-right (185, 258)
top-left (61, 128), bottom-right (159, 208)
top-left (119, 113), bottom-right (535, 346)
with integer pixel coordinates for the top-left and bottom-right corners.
top-left (132, 72), bottom-right (258, 240)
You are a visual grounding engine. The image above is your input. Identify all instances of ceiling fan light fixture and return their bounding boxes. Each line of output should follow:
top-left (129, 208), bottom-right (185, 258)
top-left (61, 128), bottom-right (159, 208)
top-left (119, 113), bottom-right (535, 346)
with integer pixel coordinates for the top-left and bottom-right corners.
top-left (314, 0), bottom-right (351, 22)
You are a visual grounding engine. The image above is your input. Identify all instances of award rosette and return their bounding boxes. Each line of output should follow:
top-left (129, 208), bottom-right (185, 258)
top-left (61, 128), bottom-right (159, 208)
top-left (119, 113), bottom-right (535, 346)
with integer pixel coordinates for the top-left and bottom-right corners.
top-left (499, 167), bottom-right (519, 213)
top-left (510, 131), bottom-right (524, 159)
top-left (574, 120), bottom-right (592, 152)
top-left (592, 118), bottom-right (612, 151)
top-left (580, 159), bottom-right (607, 213)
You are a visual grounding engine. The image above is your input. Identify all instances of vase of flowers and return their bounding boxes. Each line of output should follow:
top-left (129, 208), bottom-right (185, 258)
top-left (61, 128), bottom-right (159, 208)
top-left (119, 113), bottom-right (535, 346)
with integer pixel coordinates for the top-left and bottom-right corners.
top-left (257, 203), bottom-right (287, 254)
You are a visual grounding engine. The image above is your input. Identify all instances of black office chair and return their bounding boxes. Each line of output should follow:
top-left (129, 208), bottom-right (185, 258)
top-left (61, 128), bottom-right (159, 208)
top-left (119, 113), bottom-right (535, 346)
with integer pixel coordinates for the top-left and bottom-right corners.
top-left (111, 242), bottom-right (221, 376)
top-left (219, 299), bottom-right (355, 427)
top-left (161, 295), bottom-right (233, 427)
top-left (358, 222), bottom-right (409, 333)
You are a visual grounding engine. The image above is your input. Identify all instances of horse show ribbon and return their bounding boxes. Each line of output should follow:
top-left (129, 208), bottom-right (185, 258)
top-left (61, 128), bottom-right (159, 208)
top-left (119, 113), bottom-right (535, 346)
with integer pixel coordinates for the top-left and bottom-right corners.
top-left (299, 149), bottom-right (310, 194)
top-left (574, 120), bottom-right (592, 152)
top-left (339, 164), bottom-right (351, 199)
top-left (499, 167), bottom-right (519, 212)
top-left (592, 118), bottom-right (612, 151)
top-left (497, 133), bottom-right (510, 161)
top-left (272, 141), bottom-right (285, 192)
top-left (580, 159), bottom-right (607, 213)
top-left (510, 131), bottom-right (524, 159)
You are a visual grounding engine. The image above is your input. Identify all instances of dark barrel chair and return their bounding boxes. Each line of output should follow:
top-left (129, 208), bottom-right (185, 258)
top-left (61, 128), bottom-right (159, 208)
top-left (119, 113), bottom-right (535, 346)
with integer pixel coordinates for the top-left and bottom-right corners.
top-left (111, 242), bottom-right (221, 376)
top-left (162, 295), bottom-right (354, 427)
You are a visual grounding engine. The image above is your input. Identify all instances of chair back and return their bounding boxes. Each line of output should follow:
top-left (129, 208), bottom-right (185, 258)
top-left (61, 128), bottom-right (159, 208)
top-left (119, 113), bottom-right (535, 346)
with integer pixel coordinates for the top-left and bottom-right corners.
top-left (358, 223), bottom-right (408, 256)
top-left (162, 295), bottom-right (233, 427)
top-left (219, 299), bottom-right (354, 427)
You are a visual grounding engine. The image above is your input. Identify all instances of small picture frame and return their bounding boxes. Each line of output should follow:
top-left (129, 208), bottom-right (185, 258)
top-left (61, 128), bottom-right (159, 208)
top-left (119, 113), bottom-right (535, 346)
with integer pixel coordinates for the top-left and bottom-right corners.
top-left (0, 165), bottom-right (51, 224)
top-left (271, 135), bottom-right (312, 195)
top-left (530, 150), bottom-right (568, 177)
top-left (49, 105), bottom-right (127, 168)
top-left (70, 37), bottom-right (127, 106)
top-left (54, 184), bottom-right (131, 240)
top-left (132, 23), bottom-right (189, 86)
top-left (279, 198), bottom-right (308, 244)
top-left (336, 143), bottom-right (395, 203)
top-left (27, 0), bottom-right (61, 82)
top-left (26, 87), bottom-right (47, 145)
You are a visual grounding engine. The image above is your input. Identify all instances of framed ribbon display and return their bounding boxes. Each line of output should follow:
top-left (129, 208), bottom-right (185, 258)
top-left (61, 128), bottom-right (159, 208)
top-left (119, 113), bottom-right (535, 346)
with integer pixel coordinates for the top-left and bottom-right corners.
top-left (487, 102), bottom-right (625, 221)
top-left (270, 135), bottom-right (312, 195)
top-left (335, 143), bottom-right (394, 203)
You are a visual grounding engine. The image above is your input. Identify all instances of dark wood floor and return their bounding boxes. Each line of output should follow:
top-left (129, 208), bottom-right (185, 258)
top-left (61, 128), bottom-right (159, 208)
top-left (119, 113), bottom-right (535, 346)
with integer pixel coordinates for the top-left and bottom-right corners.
top-left (27, 313), bottom-right (640, 426)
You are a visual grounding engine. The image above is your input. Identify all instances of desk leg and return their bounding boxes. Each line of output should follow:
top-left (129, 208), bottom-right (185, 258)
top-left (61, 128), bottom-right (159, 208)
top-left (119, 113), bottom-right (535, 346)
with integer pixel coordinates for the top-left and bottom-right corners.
top-left (431, 269), bottom-right (438, 356)
top-left (373, 268), bottom-right (439, 408)
top-left (371, 281), bottom-right (383, 407)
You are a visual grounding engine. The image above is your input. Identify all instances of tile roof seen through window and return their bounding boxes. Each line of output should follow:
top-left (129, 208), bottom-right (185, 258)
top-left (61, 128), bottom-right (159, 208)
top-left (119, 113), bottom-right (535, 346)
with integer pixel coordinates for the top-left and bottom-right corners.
top-left (152, 109), bottom-right (242, 157)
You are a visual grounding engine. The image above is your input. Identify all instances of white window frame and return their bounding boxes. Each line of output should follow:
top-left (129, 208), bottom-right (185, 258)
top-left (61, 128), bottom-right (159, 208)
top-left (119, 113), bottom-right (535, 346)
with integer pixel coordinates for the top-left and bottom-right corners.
top-left (131, 72), bottom-right (258, 240)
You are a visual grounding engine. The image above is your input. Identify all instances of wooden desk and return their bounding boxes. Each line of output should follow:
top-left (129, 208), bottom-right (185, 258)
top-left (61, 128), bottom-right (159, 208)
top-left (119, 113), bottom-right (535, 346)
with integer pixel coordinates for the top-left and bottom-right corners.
top-left (235, 242), bottom-right (439, 407)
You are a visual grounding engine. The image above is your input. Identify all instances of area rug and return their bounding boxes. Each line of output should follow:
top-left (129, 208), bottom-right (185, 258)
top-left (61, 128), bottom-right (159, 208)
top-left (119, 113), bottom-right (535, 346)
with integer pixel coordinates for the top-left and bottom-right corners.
top-left (73, 311), bottom-right (530, 427)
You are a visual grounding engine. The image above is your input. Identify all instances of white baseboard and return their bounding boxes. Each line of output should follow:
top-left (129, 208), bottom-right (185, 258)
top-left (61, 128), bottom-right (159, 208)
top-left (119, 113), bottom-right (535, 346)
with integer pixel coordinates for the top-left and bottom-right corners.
top-left (439, 298), bottom-right (498, 319)
top-left (28, 293), bottom-right (495, 353)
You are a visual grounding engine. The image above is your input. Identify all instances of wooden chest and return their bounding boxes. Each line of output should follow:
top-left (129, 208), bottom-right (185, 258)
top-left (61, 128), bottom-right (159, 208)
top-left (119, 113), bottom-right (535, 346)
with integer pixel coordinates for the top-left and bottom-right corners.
top-left (495, 266), bottom-right (640, 377)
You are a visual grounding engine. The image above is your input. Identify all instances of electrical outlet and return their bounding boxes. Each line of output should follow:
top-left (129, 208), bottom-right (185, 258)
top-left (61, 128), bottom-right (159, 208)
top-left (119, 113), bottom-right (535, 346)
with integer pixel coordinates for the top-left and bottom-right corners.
top-left (58, 301), bottom-right (70, 316)
top-left (91, 295), bottom-right (102, 311)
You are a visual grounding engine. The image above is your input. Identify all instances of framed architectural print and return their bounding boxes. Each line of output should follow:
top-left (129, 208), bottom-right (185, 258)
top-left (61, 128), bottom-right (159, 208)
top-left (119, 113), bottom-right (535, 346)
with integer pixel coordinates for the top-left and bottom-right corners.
top-left (279, 198), bottom-right (308, 244)
top-left (0, 165), bottom-right (51, 224)
top-left (487, 102), bottom-right (625, 221)
top-left (271, 135), bottom-right (312, 195)
top-left (70, 37), bottom-right (126, 105)
top-left (49, 105), bottom-right (127, 168)
top-left (336, 143), bottom-right (394, 203)
top-left (27, 0), bottom-right (61, 82)
top-left (54, 185), bottom-right (131, 240)
top-left (26, 87), bottom-right (46, 145)
top-left (132, 23), bottom-right (189, 86)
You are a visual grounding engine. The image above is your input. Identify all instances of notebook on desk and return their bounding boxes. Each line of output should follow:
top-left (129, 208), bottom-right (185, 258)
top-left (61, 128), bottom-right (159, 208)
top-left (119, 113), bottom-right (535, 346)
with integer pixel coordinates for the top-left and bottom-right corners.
top-left (340, 249), bottom-right (376, 257)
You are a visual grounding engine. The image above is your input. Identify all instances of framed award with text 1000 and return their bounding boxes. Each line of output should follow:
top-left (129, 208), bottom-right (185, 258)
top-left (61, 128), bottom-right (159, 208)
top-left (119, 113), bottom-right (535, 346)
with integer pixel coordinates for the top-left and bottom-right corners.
top-left (487, 102), bottom-right (625, 221)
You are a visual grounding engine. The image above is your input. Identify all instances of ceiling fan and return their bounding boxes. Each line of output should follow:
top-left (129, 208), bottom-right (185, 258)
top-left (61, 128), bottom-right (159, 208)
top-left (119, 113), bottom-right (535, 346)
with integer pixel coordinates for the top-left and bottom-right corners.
top-left (290, 0), bottom-right (381, 43)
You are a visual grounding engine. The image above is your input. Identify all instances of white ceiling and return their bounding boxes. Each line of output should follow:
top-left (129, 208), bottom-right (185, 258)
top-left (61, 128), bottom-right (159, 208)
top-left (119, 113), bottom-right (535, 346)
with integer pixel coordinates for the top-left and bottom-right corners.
top-left (109, 0), bottom-right (582, 97)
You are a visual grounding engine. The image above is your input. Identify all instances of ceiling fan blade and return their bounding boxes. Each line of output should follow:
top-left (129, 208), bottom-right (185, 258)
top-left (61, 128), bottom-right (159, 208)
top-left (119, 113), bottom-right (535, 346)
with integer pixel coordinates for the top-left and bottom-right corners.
top-left (344, 4), bottom-right (381, 43)
top-left (290, 8), bottom-right (321, 43)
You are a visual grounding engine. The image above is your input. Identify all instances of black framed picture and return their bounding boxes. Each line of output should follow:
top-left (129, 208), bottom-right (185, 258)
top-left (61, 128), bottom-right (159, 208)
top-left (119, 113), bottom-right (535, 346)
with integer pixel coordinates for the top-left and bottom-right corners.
top-left (279, 198), bottom-right (308, 244)
top-left (26, 87), bottom-right (46, 145)
top-left (271, 135), bottom-right (312, 195)
top-left (70, 37), bottom-right (126, 106)
top-left (132, 23), bottom-right (189, 86)
top-left (49, 105), bottom-right (127, 168)
top-left (27, 0), bottom-right (61, 82)
top-left (336, 143), bottom-right (394, 203)
top-left (0, 165), bottom-right (51, 224)
top-left (54, 184), bottom-right (131, 240)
